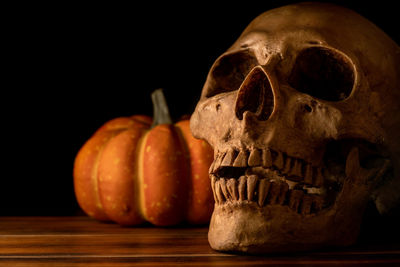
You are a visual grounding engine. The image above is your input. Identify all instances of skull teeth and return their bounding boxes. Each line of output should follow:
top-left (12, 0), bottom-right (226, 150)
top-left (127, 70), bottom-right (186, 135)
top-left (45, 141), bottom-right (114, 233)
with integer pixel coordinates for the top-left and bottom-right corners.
top-left (238, 175), bottom-right (247, 201)
top-left (233, 150), bottom-right (249, 167)
top-left (211, 148), bottom-right (324, 188)
top-left (210, 147), bottom-right (328, 214)
top-left (212, 174), bottom-right (324, 215)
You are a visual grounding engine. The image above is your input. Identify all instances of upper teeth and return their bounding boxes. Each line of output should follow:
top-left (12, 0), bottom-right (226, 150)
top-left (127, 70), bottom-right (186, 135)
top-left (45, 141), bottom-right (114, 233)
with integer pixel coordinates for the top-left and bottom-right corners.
top-left (210, 147), bottom-right (324, 188)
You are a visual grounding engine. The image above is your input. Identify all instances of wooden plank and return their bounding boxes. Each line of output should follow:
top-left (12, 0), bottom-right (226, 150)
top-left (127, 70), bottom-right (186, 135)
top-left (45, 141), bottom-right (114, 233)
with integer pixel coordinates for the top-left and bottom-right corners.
top-left (1, 256), bottom-right (400, 267)
top-left (0, 234), bottom-right (214, 255)
top-left (0, 217), bottom-right (399, 266)
top-left (0, 217), bottom-right (214, 256)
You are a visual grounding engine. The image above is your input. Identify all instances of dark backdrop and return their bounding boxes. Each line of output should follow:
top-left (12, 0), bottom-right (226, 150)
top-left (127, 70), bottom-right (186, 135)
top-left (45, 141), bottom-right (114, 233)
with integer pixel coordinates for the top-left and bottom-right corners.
top-left (4, 1), bottom-right (399, 218)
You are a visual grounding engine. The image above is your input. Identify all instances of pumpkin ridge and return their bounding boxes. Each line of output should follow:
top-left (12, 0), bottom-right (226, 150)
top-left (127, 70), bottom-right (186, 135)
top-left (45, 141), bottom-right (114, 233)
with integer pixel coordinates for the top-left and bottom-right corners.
top-left (74, 130), bottom-right (123, 221)
top-left (175, 120), bottom-right (215, 224)
top-left (174, 122), bottom-right (194, 221)
top-left (90, 141), bottom-right (107, 217)
top-left (137, 129), bottom-right (150, 221)
top-left (131, 129), bottom-right (149, 224)
top-left (141, 124), bottom-right (190, 226)
top-left (97, 127), bottom-right (148, 225)
top-left (92, 129), bottom-right (129, 219)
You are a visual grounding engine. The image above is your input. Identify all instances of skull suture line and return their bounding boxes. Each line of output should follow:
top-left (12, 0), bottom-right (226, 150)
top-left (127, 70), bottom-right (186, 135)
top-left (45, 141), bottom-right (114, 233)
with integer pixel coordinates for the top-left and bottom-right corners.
top-left (190, 3), bottom-right (400, 253)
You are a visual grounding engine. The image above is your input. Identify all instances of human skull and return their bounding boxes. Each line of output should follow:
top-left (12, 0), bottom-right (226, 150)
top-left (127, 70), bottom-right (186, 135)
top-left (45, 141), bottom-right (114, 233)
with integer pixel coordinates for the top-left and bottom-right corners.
top-left (190, 2), bottom-right (400, 253)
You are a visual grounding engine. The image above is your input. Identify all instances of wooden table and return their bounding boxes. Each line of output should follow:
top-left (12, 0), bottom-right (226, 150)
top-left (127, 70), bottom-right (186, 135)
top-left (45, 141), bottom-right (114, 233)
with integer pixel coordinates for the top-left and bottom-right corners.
top-left (0, 216), bottom-right (399, 266)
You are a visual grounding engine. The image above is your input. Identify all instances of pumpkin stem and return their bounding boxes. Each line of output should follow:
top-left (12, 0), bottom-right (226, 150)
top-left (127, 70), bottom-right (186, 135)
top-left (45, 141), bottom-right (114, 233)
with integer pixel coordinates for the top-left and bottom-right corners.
top-left (151, 88), bottom-right (173, 128)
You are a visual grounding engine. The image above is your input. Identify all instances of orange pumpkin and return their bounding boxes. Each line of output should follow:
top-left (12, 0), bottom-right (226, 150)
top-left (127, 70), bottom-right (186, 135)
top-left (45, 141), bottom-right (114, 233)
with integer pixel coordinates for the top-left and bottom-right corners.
top-left (73, 89), bottom-right (214, 226)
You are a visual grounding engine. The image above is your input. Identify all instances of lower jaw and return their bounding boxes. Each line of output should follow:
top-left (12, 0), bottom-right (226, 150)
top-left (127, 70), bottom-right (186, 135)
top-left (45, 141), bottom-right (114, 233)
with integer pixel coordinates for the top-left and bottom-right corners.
top-left (209, 203), bottom-right (333, 253)
top-left (208, 179), bottom-right (369, 254)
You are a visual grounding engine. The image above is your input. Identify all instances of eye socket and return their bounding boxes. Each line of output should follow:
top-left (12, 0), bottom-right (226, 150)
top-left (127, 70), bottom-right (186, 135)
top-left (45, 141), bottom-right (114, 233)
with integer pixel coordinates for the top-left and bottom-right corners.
top-left (288, 47), bottom-right (355, 101)
top-left (204, 50), bottom-right (257, 98)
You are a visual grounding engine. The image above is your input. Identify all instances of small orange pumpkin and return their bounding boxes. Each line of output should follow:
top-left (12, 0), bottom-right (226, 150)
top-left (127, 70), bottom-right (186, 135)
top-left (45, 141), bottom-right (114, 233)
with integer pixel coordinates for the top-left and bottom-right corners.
top-left (73, 89), bottom-right (214, 226)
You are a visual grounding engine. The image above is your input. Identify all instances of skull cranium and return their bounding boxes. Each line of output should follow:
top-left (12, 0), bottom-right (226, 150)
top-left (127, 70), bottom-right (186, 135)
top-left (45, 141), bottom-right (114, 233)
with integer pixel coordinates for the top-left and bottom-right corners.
top-left (190, 2), bottom-right (400, 253)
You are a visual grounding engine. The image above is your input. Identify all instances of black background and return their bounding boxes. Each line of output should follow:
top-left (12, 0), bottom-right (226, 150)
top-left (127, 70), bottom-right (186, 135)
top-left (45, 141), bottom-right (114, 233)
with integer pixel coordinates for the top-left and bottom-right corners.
top-left (4, 0), bottom-right (399, 225)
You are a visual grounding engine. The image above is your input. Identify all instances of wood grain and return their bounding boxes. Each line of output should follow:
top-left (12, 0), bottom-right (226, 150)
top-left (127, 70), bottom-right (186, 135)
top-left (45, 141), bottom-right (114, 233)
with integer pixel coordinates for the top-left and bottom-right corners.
top-left (0, 216), bottom-right (399, 266)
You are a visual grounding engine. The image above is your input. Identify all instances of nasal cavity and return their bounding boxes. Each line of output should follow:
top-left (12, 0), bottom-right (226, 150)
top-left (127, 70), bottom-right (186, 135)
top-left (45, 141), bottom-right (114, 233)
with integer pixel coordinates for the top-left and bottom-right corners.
top-left (235, 67), bottom-right (274, 121)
